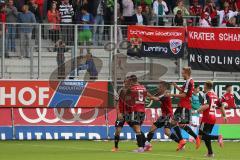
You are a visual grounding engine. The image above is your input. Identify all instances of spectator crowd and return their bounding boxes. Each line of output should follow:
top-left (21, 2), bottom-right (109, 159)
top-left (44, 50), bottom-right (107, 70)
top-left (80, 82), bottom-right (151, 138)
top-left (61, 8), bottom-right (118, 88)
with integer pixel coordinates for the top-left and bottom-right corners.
top-left (0, 0), bottom-right (240, 57)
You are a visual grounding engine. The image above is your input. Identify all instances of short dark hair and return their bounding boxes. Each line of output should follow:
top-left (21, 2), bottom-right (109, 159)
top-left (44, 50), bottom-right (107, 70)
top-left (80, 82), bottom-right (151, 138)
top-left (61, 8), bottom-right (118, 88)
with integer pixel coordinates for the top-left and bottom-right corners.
top-left (159, 81), bottom-right (171, 90)
top-left (205, 81), bottom-right (213, 90)
top-left (225, 84), bottom-right (232, 89)
top-left (130, 75), bottom-right (138, 83)
top-left (194, 84), bottom-right (200, 89)
top-left (81, 5), bottom-right (88, 11)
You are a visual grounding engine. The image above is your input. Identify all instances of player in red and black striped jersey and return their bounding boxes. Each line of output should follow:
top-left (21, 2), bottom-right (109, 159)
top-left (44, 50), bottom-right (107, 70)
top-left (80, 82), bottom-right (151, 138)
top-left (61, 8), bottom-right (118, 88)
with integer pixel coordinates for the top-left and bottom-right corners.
top-left (112, 77), bottom-right (132, 152)
top-left (144, 81), bottom-right (182, 151)
top-left (167, 67), bottom-right (201, 151)
top-left (195, 81), bottom-right (227, 158)
top-left (220, 84), bottom-right (236, 109)
top-left (125, 75), bottom-right (148, 153)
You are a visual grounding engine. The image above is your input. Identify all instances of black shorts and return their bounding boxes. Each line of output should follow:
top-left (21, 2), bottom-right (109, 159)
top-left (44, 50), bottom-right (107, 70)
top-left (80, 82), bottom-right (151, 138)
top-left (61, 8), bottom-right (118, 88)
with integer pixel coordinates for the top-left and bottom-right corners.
top-left (153, 116), bottom-right (172, 129)
top-left (115, 114), bottom-right (132, 128)
top-left (174, 107), bottom-right (191, 124)
top-left (199, 122), bottom-right (214, 135)
top-left (125, 112), bottom-right (145, 126)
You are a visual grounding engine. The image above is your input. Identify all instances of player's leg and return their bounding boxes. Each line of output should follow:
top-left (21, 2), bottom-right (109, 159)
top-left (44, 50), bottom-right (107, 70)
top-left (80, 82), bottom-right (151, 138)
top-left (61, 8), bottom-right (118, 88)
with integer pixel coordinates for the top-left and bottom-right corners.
top-left (199, 123), bottom-right (221, 157)
top-left (144, 124), bottom-right (158, 151)
top-left (179, 108), bottom-right (201, 149)
top-left (112, 119), bottom-right (125, 152)
top-left (132, 124), bottom-right (145, 152)
top-left (131, 112), bottom-right (146, 153)
top-left (173, 108), bottom-right (186, 151)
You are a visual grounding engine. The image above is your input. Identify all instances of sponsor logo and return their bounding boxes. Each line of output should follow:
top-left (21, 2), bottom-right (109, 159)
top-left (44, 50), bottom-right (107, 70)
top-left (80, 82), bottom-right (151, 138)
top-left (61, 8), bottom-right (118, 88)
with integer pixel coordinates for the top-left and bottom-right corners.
top-left (18, 108), bottom-right (99, 124)
top-left (169, 39), bottom-right (182, 54)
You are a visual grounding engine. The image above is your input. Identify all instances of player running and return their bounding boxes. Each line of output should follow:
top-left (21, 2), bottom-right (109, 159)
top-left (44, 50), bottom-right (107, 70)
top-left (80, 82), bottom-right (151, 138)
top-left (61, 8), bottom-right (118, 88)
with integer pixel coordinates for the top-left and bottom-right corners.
top-left (167, 67), bottom-right (201, 151)
top-left (112, 77), bottom-right (132, 152)
top-left (195, 81), bottom-right (227, 157)
top-left (221, 84), bottom-right (236, 109)
top-left (144, 81), bottom-right (182, 151)
top-left (126, 75), bottom-right (147, 153)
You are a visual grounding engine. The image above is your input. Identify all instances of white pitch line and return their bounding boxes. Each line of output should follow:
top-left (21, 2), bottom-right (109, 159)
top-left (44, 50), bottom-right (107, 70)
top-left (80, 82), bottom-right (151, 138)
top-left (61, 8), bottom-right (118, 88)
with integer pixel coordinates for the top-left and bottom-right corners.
top-left (10, 143), bottom-right (233, 160)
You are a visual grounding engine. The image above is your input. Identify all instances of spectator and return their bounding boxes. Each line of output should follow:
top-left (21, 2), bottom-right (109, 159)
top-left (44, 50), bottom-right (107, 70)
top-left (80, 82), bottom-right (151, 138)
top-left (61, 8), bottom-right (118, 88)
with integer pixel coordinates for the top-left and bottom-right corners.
top-left (132, 5), bottom-right (147, 25)
top-left (105, 0), bottom-right (114, 24)
top-left (235, 0), bottom-right (240, 11)
top-left (190, 0), bottom-right (202, 16)
top-left (76, 5), bottom-right (94, 55)
top-left (174, 10), bottom-right (184, 26)
top-left (0, 1), bottom-right (6, 57)
top-left (122, 0), bottom-right (134, 25)
top-left (6, 0), bottom-right (18, 54)
top-left (14, 0), bottom-right (26, 12)
top-left (18, 5), bottom-right (36, 59)
top-left (217, 2), bottom-right (238, 26)
top-left (153, 0), bottom-right (169, 26)
top-left (47, 1), bottom-right (60, 44)
top-left (134, 0), bottom-right (152, 12)
top-left (28, 0), bottom-right (43, 23)
top-left (199, 12), bottom-right (212, 27)
top-left (226, 16), bottom-right (237, 26)
top-left (59, 0), bottom-right (74, 45)
top-left (36, 0), bottom-right (44, 17)
top-left (93, 0), bottom-right (106, 46)
top-left (73, 0), bottom-right (88, 20)
top-left (143, 5), bottom-right (154, 25)
top-left (204, 0), bottom-right (218, 26)
top-left (55, 39), bottom-right (67, 79)
top-left (221, 0), bottom-right (235, 10)
top-left (85, 52), bottom-right (98, 80)
top-left (173, 0), bottom-right (190, 16)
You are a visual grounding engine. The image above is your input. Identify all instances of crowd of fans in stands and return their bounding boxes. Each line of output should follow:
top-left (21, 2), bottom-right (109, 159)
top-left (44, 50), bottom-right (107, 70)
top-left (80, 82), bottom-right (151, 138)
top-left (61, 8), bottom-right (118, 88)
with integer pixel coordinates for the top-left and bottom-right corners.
top-left (0, 0), bottom-right (239, 56)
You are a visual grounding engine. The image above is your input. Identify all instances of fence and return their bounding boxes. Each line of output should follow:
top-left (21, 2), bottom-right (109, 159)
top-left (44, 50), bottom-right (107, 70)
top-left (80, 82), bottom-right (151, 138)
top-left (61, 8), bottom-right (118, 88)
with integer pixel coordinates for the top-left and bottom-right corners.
top-left (0, 23), bottom-right (240, 81)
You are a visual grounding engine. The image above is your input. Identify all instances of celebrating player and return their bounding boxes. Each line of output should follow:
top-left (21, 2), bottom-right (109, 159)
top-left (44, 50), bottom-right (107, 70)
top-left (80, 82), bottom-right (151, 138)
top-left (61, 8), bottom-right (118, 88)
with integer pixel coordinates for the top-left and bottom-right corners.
top-left (144, 81), bottom-right (182, 151)
top-left (167, 67), bottom-right (201, 151)
top-left (221, 84), bottom-right (236, 109)
top-left (126, 75), bottom-right (147, 153)
top-left (112, 77), bottom-right (132, 152)
top-left (195, 81), bottom-right (227, 157)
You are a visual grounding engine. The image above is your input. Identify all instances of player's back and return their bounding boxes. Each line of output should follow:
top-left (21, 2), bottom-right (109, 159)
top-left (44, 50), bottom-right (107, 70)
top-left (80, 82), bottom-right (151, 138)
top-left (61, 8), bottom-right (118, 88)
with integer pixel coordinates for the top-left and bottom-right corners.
top-left (130, 84), bottom-right (147, 113)
top-left (202, 91), bottom-right (220, 124)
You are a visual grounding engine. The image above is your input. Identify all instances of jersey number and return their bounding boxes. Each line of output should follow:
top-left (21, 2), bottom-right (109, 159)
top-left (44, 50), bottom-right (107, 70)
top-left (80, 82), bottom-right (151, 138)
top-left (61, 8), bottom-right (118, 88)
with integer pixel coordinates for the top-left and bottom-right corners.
top-left (138, 90), bottom-right (144, 102)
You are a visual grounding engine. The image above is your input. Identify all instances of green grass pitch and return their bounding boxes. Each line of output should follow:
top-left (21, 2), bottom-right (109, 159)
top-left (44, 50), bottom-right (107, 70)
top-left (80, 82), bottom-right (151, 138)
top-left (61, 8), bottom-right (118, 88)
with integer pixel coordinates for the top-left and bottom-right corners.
top-left (0, 140), bottom-right (239, 160)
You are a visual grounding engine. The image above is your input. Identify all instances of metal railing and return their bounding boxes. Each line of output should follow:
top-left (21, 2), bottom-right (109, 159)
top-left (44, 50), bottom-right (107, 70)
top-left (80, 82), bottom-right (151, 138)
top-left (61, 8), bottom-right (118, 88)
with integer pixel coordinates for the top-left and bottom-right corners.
top-left (0, 23), bottom-right (239, 81)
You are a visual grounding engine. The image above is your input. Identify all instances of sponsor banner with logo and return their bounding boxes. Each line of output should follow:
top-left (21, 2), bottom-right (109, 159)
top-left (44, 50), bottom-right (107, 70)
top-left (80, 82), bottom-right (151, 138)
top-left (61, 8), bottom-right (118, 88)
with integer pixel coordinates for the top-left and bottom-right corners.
top-left (127, 25), bottom-right (185, 58)
top-left (0, 108), bottom-right (240, 140)
top-left (0, 80), bottom-right (109, 108)
top-left (187, 26), bottom-right (240, 72)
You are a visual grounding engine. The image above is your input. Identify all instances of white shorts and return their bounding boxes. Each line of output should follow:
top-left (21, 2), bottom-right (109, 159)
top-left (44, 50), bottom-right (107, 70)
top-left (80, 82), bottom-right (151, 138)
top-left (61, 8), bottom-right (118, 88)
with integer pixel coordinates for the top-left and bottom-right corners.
top-left (191, 116), bottom-right (200, 127)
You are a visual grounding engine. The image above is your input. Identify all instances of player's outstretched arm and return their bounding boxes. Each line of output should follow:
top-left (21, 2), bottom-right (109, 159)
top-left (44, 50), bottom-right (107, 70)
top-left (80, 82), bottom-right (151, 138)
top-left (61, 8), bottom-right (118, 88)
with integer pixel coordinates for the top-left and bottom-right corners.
top-left (147, 92), bottom-right (160, 101)
top-left (172, 82), bottom-right (183, 92)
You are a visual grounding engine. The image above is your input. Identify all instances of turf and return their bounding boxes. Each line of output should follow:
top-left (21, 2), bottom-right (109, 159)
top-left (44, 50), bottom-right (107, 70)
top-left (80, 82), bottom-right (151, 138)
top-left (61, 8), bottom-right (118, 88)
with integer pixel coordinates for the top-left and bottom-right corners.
top-left (0, 140), bottom-right (239, 160)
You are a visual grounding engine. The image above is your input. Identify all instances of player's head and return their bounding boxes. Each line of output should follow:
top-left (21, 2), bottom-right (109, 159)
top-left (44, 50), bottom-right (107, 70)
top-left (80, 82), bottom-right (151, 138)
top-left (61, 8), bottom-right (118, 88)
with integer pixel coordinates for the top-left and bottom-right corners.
top-left (129, 74), bottom-right (138, 84)
top-left (181, 67), bottom-right (191, 80)
top-left (225, 84), bottom-right (232, 93)
top-left (123, 76), bottom-right (131, 88)
top-left (194, 84), bottom-right (200, 93)
top-left (204, 81), bottom-right (213, 93)
top-left (158, 81), bottom-right (170, 94)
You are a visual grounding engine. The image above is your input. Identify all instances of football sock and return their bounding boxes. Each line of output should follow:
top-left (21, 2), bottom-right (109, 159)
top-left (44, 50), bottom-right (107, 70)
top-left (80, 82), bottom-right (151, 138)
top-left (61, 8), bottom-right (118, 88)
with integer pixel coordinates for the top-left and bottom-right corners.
top-left (183, 125), bottom-right (197, 139)
top-left (147, 131), bottom-right (154, 142)
top-left (114, 135), bottom-right (120, 148)
top-left (170, 133), bottom-right (180, 143)
top-left (173, 126), bottom-right (183, 140)
top-left (204, 139), bottom-right (213, 155)
top-left (141, 132), bottom-right (146, 147)
top-left (202, 134), bottom-right (219, 140)
top-left (136, 133), bottom-right (143, 147)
